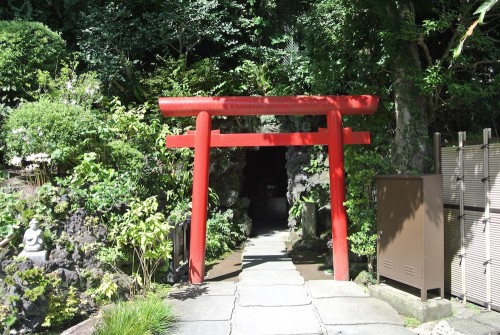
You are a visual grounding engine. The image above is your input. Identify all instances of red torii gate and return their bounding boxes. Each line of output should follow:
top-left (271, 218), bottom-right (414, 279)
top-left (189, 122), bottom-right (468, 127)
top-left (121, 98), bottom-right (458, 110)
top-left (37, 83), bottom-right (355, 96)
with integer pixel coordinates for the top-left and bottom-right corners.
top-left (159, 95), bottom-right (378, 283)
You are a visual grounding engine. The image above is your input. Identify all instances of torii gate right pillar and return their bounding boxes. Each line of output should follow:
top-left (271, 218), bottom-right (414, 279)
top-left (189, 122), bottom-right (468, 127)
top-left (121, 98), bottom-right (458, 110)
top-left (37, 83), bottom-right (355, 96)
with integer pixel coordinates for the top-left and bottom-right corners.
top-left (327, 110), bottom-right (349, 280)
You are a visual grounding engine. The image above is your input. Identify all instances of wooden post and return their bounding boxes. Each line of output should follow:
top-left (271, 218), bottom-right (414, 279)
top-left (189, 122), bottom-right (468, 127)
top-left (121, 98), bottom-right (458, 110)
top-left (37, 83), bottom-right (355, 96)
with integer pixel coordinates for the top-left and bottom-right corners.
top-left (327, 110), bottom-right (349, 281)
top-left (189, 111), bottom-right (212, 283)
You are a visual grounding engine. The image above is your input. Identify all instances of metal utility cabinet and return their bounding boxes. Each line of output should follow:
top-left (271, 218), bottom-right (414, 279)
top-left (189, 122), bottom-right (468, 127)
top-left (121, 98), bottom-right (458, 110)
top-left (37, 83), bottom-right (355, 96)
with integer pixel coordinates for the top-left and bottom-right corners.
top-left (376, 174), bottom-right (444, 301)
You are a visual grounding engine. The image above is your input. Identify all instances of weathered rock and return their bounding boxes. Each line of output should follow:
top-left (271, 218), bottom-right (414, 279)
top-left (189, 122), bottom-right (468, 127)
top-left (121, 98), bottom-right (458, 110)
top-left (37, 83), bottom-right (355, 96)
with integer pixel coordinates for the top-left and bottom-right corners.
top-left (20, 294), bottom-right (48, 330)
top-left (49, 247), bottom-right (69, 261)
top-left (292, 237), bottom-right (325, 251)
top-left (301, 202), bottom-right (316, 238)
top-left (209, 149), bottom-right (246, 208)
top-left (71, 247), bottom-right (83, 265)
top-left (113, 271), bottom-right (133, 298)
top-left (44, 259), bottom-right (73, 272)
top-left (64, 209), bottom-right (87, 235)
top-left (46, 245), bottom-right (74, 271)
top-left (17, 259), bottom-right (36, 273)
top-left (354, 270), bottom-right (375, 287)
top-left (52, 269), bottom-right (80, 287)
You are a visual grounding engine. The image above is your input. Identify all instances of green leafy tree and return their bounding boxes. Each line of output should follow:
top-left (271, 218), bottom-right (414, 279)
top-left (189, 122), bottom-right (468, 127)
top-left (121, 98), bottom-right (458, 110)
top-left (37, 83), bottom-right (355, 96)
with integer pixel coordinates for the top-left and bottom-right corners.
top-left (144, 0), bottom-right (240, 61)
top-left (300, 0), bottom-right (500, 172)
top-left (77, 0), bottom-right (240, 100)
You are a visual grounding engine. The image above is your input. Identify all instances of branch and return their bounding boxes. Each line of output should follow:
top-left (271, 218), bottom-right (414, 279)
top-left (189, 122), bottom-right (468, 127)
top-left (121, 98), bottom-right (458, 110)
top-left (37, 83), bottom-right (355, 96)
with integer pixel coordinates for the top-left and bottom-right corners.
top-left (0, 234), bottom-right (15, 248)
top-left (440, 24), bottom-right (462, 65)
top-left (418, 36), bottom-right (433, 67)
top-left (473, 59), bottom-right (500, 66)
top-left (167, 42), bottom-right (181, 55)
top-left (484, 23), bottom-right (500, 34)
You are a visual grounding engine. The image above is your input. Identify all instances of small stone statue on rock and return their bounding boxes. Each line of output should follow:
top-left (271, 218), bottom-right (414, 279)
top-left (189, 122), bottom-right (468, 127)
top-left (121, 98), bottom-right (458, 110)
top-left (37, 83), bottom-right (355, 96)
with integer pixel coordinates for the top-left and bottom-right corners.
top-left (19, 218), bottom-right (47, 264)
top-left (23, 219), bottom-right (44, 251)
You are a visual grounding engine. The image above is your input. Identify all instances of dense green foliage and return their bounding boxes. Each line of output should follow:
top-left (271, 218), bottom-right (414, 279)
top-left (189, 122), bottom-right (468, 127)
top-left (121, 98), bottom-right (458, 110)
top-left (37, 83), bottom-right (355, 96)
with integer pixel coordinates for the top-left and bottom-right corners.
top-left (206, 209), bottom-right (245, 260)
top-left (0, 188), bottom-right (24, 238)
top-left (0, 21), bottom-right (67, 105)
top-left (3, 100), bottom-right (101, 173)
top-left (299, 0), bottom-right (499, 171)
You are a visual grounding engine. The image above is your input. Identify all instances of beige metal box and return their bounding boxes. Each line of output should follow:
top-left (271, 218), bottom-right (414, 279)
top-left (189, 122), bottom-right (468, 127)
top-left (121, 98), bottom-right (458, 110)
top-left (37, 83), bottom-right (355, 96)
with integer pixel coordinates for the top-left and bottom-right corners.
top-left (376, 174), bottom-right (444, 301)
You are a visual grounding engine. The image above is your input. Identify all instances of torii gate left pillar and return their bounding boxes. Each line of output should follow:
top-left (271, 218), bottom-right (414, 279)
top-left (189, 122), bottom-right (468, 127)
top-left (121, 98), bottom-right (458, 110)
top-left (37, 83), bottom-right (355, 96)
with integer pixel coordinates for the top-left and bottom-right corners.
top-left (159, 96), bottom-right (379, 283)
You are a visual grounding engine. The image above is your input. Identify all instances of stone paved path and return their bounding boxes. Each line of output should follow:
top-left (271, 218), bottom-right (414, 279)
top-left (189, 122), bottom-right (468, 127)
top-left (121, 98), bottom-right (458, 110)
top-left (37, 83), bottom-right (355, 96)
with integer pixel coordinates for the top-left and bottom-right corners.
top-left (169, 229), bottom-right (414, 335)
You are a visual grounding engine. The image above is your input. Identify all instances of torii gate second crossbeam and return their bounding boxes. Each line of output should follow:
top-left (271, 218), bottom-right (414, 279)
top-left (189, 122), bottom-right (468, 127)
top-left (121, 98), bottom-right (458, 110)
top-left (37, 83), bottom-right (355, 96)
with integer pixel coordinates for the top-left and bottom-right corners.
top-left (159, 95), bottom-right (379, 283)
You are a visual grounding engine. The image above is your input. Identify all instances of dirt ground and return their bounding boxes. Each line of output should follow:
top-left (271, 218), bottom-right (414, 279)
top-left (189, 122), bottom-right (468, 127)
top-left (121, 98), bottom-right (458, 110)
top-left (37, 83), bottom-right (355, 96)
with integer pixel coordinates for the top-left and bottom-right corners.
top-left (204, 244), bottom-right (334, 282)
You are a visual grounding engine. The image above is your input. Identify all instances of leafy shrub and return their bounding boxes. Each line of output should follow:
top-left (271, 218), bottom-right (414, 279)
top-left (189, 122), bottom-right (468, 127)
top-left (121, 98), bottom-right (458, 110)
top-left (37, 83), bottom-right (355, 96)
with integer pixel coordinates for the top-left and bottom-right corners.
top-left (0, 302), bottom-right (16, 332)
top-left (206, 209), bottom-right (244, 260)
top-left (0, 188), bottom-right (24, 239)
top-left (35, 60), bottom-right (103, 109)
top-left (344, 144), bottom-right (393, 274)
top-left (106, 140), bottom-right (145, 175)
top-left (103, 99), bottom-right (160, 152)
top-left (92, 295), bottom-right (175, 335)
top-left (108, 196), bottom-right (173, 293)
top-left (3, 100), bottom-right (102, 173)
top-left (0, 21), bottom-right (67, 105)
top-left (58, 152), bottom-right (136, 214)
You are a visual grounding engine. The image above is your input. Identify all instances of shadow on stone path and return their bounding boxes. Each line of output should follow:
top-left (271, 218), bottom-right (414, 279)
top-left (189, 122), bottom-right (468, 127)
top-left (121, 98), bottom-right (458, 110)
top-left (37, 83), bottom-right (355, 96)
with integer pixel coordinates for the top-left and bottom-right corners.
top-left (169, 228), bottom-right (414, 335)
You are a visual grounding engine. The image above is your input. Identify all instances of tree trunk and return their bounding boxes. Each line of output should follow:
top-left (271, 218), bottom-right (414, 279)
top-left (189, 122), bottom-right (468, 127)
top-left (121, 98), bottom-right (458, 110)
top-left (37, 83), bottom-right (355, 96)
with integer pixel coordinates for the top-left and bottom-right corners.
top-left (392, 2), bottom-right (429, 173)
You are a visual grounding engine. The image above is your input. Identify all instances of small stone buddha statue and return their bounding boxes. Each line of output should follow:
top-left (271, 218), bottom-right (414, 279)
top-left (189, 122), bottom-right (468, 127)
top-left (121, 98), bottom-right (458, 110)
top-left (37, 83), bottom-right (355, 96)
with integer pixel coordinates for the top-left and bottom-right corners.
top-left (22, 218), bottom-right (44, 252)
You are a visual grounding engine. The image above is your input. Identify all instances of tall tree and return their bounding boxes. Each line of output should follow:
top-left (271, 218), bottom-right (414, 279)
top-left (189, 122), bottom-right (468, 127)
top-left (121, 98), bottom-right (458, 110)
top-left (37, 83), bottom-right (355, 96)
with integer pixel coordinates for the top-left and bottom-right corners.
top-left (300, 0), bottom-right (500, 172)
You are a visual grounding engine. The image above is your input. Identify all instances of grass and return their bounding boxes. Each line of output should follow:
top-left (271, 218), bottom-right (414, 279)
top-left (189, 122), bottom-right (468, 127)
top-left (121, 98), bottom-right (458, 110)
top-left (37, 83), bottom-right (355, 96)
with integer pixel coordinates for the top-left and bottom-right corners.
top-left (402, 315), bottom-right (421, 328)
top-left (92, 295), bottom-right (176, 335)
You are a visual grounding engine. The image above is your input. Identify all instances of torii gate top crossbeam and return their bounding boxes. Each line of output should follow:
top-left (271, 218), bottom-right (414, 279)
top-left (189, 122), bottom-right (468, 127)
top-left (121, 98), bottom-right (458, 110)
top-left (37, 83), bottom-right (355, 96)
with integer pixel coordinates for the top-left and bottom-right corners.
top-left (159, 95), bottom-right (378, 117)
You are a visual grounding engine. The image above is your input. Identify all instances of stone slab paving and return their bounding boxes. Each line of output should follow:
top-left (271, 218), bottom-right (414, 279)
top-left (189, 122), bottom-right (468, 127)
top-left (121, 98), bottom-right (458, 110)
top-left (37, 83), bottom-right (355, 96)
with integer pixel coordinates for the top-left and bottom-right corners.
top-left (170, 295), bottom-right (236, 321)
top-left (249, 230), bottom-right (290, 241)
top-left (244, 241), bottom-right (288, 249)
top-left (326, 324), bottom-right (416, 335)
top-left (472, 311), bottom-right (500, 329)
top-left (232, 305), bottom-right (323, 335)
top-left (169, 281), bottom-right (236, 298)
top-left (448, 318), bottom-right (500, 335)
top-left (238, 269), bottom-right (305, 286)
top-left (306, 280), bottom-right (368, 299)
top-left (313, 297), bottom-right (405, 326)
top-left (242, 248), bottom-right (288, 256)
top-left (242, 259), bottom-right (297, 271)
top-left (171, 321), bottom-right (232, 335)
top-left (238, 285), bottom-right (311, 306)
top-left (167, 228), bottom-right (414, 335)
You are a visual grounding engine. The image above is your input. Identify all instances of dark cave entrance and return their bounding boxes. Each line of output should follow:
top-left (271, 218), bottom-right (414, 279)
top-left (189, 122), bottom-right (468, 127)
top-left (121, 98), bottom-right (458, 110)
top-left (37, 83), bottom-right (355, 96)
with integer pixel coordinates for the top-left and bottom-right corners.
top-left (241, 147), bottom-right (288, 235)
